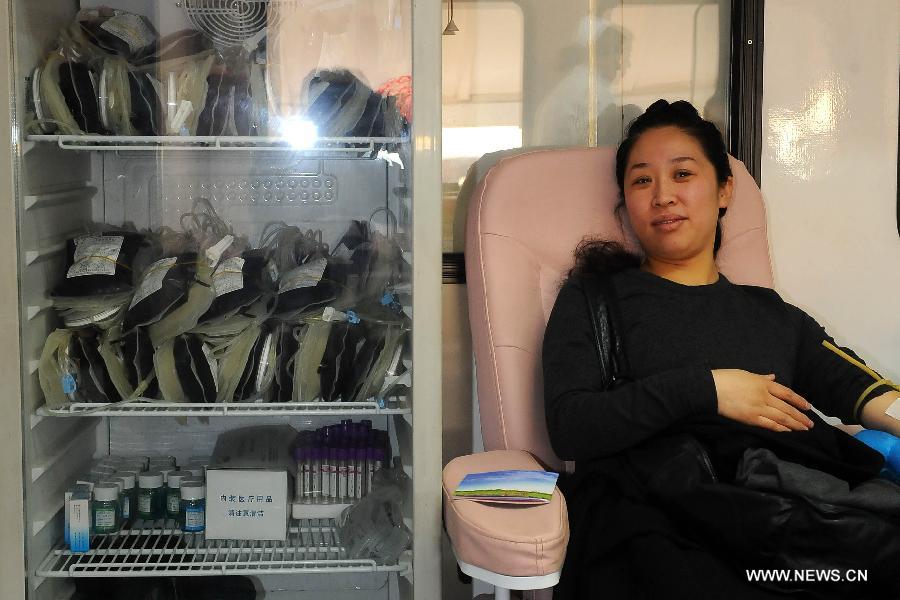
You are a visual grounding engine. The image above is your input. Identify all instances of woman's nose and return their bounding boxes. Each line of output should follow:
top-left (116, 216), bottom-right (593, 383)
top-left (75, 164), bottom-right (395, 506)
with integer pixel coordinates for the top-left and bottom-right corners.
top-left (652, 181), bottom-right (676, 206)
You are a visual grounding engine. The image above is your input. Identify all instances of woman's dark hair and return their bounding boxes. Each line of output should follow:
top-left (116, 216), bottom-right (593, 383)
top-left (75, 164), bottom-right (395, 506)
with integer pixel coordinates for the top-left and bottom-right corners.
top-left (571, 99), bottom-right (732, 278)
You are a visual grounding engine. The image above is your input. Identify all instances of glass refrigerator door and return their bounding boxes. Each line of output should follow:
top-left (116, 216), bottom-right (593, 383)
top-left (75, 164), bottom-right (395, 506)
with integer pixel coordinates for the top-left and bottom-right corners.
top-left (5, 1), bottom-right (441, 598)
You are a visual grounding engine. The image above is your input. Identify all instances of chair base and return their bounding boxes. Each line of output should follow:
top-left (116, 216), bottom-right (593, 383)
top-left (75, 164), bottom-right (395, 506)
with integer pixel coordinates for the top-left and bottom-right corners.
top-left (457, 558), bottom-right (560, 598)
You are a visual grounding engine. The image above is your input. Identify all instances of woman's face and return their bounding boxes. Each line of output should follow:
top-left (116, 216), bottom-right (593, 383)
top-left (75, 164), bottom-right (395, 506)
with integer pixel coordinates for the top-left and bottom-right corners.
top-left (622, 126), bottom-right (732, 265)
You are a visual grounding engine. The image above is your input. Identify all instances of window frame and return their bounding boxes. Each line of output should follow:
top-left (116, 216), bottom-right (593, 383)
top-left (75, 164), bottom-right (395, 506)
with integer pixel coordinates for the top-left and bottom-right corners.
top-left (728, 0), bottom-right (764, 187)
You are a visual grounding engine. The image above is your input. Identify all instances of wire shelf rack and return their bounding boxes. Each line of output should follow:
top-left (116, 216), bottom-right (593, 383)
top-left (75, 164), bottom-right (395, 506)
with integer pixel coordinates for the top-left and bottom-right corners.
top-left (26, 135), bottom-right (406, 157)
top-left (37, 518), bottom-right (407, 577)
top-left (37, 399), bottom-right (411, 418)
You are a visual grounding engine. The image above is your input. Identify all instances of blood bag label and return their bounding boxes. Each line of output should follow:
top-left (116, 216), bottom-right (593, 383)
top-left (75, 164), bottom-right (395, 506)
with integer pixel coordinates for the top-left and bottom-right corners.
top-left (61, 373), bottom-right (77, 394)
top-left (279, 258), bottom-right (327, 293)
top-left (100, 14), bottom-right (156, 54)
top-left (205, 235), bottom-right (234, 268)
top-left (130, 257), bottom-right (178, 308)
top-left (67, 235), bottom-right (124, 278)
top-left (212, 256), bottom-right (244, 297)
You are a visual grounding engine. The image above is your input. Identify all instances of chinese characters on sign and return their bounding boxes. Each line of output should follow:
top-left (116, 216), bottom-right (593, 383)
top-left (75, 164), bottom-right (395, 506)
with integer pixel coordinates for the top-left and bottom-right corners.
top-left (219, 493), bottom-right (274, 518)
top-left (226, 509), bottom-right (265, 517)
top-left (219, 494), bottom-right (274, 503)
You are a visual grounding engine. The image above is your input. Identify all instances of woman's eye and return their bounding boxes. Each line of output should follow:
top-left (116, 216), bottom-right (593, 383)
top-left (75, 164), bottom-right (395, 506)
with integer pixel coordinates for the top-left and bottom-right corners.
top-left (674, 170), bottom-right (692, 179)
top-left (632, 176), bottom-right (650, 185)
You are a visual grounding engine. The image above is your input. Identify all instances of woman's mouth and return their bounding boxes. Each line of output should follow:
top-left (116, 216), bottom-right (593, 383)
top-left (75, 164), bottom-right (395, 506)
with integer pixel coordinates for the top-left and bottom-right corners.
top-left (652, 216), bottom-right (686, 230)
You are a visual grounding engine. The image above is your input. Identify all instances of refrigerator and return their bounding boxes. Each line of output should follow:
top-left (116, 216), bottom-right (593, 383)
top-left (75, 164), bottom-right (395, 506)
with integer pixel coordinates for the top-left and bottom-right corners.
top-left (0, 1), bottom-right (443, 599)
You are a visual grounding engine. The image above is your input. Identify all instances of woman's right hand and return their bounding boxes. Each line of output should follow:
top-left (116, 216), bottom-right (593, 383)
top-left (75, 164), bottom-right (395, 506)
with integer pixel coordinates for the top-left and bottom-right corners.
top-left (711, 369), bottom-right (815, 432)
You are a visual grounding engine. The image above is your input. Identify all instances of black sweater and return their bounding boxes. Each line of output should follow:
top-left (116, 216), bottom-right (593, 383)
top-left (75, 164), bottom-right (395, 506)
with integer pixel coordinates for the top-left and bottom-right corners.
top-left (542, 268), bottom-right (896, 462)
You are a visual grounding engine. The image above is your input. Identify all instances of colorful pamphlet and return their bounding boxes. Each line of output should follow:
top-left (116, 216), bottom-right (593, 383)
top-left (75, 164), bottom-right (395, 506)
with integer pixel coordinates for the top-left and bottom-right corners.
top-left (453, 470), bottom-right (559, 504)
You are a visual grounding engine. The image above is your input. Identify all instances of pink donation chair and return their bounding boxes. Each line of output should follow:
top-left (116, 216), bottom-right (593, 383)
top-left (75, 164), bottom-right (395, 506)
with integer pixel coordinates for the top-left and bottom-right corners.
top-left (442, 147), bottom-right (774, 598)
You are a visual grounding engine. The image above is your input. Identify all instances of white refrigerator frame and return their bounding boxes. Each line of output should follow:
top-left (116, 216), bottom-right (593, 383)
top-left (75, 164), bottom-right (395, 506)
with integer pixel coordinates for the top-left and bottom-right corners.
top-left (0, 0), bottom-right (443, 597)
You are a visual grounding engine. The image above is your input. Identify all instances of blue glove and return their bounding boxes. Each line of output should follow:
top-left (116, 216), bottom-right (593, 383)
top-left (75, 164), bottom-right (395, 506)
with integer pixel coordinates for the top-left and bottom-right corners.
top-left (854, 429), bottom-right (900, 476)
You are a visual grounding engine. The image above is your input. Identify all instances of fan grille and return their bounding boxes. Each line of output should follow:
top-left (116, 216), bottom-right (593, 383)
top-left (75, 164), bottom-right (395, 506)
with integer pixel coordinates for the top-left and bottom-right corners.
top-left (183, 0), bottom-right (272, 47)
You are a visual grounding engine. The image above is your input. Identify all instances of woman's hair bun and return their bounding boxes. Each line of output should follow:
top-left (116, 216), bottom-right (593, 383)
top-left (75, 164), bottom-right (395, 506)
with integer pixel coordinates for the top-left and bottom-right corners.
top-left (644, 98), bottom-right (670, 114)
top-left (644, 99), bottom-right (701, 120)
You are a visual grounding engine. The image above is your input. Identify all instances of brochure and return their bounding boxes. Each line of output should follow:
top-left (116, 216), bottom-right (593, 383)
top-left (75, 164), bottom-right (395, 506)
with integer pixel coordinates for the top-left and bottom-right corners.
top-left (453, 469), bottom-right (559, 504)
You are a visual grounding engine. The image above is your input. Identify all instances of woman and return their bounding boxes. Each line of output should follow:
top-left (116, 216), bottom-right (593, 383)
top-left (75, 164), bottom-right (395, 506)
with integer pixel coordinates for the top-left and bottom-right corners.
top-left (542, 100), bottom-right (900, 599)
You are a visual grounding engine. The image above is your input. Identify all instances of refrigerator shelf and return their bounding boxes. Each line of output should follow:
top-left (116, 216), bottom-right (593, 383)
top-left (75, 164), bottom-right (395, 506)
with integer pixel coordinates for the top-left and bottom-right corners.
top-left (37, 399), bottom-right (411, 418)
top-left (36, 518), bottom-right (407, 578)
top-left (25, 135), bottom-right (406, 157)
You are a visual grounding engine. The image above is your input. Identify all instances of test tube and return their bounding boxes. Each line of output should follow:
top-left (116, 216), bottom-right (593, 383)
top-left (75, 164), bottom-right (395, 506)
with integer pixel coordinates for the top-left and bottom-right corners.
top-left (293, 446), bottom-right (306, 502)
top-left (337, 448), bottom-right (348, 502)
top-left (320, 447), bottom-right (332, 501)
top-left (346, 447), bottom-right (356, 500)
top-left (366, 447), bottom-right (376, 494)
top-left (309, 447), bottom-right (322, 502)
top-left (353, 448), bottom-right (365, 499)
top-left (328, 447), bottom-right (338, 502)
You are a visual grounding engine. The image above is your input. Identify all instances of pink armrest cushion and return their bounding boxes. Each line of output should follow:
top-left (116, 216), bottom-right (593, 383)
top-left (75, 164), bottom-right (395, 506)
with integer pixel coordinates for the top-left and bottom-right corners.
top-left (442, 449), bottom-right (569, 577)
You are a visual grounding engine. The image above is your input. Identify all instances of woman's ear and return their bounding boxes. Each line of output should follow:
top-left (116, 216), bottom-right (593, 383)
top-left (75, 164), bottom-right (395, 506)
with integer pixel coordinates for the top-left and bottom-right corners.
top-left (719, 176), bottom-right (734, 209)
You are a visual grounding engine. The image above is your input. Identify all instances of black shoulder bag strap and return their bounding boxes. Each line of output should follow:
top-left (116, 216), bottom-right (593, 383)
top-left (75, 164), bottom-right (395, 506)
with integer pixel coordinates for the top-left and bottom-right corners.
top-left (579, 272), bottom-right (631, 389)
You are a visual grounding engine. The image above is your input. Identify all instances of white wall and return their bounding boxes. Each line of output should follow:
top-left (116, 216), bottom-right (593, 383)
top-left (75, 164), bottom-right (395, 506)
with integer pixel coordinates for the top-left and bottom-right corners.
top-left (762, 0), bottom-right (900, 399)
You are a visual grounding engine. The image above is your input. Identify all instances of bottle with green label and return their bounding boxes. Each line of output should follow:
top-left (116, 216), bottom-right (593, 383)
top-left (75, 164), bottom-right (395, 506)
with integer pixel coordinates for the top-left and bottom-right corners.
top-left (91, 484), bottom-right (120, 534)
top-left (137, 472), bottom-right (166, 520)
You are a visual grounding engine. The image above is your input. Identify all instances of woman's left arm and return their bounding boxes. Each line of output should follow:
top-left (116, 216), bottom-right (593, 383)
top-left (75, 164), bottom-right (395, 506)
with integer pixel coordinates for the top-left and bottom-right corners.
top-left (860, 390), bottom-right (900, 436)
top-left (787, 302), bottom-right (900, 427)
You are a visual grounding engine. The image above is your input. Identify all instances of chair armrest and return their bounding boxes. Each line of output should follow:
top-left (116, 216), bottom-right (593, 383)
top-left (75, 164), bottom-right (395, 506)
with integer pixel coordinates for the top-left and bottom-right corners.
top-left (442, 450), bottom-right (569, 578)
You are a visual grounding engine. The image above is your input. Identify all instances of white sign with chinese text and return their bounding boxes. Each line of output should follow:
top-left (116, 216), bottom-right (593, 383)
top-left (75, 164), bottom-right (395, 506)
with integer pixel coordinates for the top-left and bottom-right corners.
top-left (205, 469), bottom-right (290, 541)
